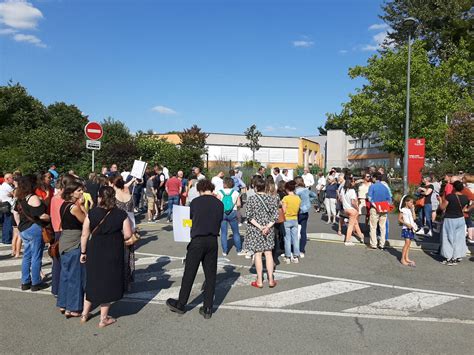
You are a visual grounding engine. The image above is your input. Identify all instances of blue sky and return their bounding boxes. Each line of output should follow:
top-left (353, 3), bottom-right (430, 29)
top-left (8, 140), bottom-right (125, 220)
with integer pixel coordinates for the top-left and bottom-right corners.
top-left (0, 0), bottom-right (391, 136)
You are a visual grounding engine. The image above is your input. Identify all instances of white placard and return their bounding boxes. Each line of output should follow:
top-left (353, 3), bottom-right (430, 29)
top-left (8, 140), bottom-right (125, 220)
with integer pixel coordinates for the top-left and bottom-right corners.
top-left (172, 205), bottom-right (191, 243)
top-left (130, 160), bottom-right (147, 179)
top-left (86, 140), bottom-right (101, 150)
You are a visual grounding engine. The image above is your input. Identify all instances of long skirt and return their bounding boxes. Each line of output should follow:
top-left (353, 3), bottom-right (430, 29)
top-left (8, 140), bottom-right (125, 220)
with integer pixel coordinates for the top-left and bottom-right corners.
top-left (441, 217), bottom-right (467, 260)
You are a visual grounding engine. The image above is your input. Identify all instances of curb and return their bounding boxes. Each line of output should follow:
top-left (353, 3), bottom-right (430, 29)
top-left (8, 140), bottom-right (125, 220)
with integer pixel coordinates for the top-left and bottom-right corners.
top-left (307, 233), bottom-right (473, 255)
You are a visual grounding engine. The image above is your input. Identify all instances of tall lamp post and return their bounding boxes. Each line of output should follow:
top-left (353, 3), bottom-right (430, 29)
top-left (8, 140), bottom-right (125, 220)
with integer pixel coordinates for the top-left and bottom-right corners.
top-left (402, 17), bottom-right (418, 195)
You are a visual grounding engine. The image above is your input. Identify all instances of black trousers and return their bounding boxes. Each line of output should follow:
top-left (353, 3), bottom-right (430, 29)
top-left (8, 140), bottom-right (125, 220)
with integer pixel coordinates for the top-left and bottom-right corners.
top-left (178, 236), bottom-right (218, 308)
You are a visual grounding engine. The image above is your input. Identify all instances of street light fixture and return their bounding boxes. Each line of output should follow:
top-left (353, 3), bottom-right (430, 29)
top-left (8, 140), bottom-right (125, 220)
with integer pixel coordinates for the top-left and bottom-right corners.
top-left (402, 17), bottom-right (418, 195)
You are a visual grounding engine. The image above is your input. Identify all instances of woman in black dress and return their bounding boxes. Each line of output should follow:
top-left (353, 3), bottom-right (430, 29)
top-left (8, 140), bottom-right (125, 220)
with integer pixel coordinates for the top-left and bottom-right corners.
top-left (80, 186), bottom-right (132, 328)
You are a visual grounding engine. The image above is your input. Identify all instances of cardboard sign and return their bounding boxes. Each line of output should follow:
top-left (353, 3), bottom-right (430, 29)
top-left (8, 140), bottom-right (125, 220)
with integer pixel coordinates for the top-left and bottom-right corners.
top-left (130, 160), bottom-right (147, 179)
top-left (172, 205), bottom-right (191, 242)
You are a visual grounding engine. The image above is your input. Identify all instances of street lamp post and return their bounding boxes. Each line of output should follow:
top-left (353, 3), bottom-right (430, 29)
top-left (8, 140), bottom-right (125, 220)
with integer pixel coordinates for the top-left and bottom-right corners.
top-left (402, 17), bottom-right (417, 195)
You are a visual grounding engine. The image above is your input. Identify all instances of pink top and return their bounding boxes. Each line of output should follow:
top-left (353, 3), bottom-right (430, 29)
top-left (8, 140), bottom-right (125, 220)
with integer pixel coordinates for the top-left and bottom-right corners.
top-left (50, 193), bottom-right (64, 232)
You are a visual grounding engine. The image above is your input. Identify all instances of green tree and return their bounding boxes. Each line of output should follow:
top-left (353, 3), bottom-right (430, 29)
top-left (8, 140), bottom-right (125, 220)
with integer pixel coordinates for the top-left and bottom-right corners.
top-left (95, 117), bottom-right (138, 171)
top-left (325, 41), bottom-right (473, 164)
top-left (242, 124), bottom-right (262, 161)
top-left (445, 111), bottom-right (474, 170)
top-left (178, 124), bottom-right (209, 173)
top-left (380, 0), bottom-right (473, 62)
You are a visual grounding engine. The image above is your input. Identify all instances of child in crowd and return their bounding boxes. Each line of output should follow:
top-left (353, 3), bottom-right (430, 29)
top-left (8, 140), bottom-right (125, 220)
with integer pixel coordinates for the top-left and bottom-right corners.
top-left (282, 181), bottom-right (301, 264)
top-left (398, 195), bottom-right (417, 267)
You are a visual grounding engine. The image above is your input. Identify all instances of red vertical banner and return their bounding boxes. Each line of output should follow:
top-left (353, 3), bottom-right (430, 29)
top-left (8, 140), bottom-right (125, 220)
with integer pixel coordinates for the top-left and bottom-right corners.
top-left (408, 138), bottom-right (425, 185)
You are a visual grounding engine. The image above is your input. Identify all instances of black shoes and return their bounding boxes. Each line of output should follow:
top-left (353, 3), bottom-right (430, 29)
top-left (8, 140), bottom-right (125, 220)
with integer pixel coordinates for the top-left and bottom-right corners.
top-left (21, 283), bottom-right (31, 291)
top-left (199, 306), bottom-right (212, 319)
top-left (166, 298), bottom-right (186, 314)
top-left (31, 283), bottom-right (49, 292)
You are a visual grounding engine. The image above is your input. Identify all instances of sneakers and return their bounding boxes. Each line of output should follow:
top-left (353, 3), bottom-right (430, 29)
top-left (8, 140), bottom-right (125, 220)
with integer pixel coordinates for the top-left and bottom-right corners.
top-left (425, 230), bottom-right (432, 237)
top-left (166, 298), bottom-right (186, 314)
top-left (291, 257), bottom-right (299, 264)
top-left (237, 251), bottom-right (247, 256)
top-left (344, 241), bottom-right (355, 246)
top-left (245, 251), bottom-right (253, 259)
top-left (300, 253), bottom-right (305, 259)
top-left (222, 253), bottom-right (227, 257)
top-left (199, 306), bottom-right (212, 319)
top-left (284, 257), bottom-right (291, 264)
top-left (447, 259), bottom-right (457, 266)
top-left (415, 228), bottom-right (425, 235)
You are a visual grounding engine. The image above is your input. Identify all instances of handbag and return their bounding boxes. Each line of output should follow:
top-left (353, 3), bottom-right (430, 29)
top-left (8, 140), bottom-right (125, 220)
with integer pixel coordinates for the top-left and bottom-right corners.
top-left (48, 202), bottom-right (73, 258)
top-left (415, 197), bottom-right (425, 208)
top-left (277, 208), bottom-right (286, 224)
top-left (0, 201), bottom-right (11, 214)
top-left (373, 201), bottom-right (395, 213)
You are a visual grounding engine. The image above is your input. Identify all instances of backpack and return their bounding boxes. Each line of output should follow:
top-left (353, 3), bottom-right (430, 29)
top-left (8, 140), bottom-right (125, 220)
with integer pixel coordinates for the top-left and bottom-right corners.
top-left (220, 189), bottom-right (236, 215)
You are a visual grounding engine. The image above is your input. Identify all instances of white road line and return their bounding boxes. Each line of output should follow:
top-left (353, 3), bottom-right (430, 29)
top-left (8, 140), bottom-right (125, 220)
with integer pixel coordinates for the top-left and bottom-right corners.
top-left (0, 250), bottom-right (15, 256)
top-left (134, 256), bottom-right (179, 266)
top-left (0, 268), bottom-right (52, 282)
top-left (228, 281), bottom-right (369, 308)
top-left (273, 269), bottom-right (474, 300)
top-left (343, 292), bottom-right (459, 316)
top-left (134, 252), bottom-right (183, 261)
top-left (133, 252), bottom-right (474, 300)
top-left (0, 258), bottom-right (51, 268)
top-left (134, 268), bottom-right (186, 282)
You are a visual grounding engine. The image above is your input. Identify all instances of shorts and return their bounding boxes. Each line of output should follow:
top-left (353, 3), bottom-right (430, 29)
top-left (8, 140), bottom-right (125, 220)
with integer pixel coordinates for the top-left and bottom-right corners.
top-left (157, 188), bottom-right (165, 200)
top-left (147, 196), bottom-right (156, 210)
top-left (401, 229), bottom-right (415, 240)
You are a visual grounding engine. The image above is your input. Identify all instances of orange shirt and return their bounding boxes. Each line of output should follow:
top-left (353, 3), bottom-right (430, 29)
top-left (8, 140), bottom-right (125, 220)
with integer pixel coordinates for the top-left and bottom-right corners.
top-left (50, 194), bottom-right (64, 232)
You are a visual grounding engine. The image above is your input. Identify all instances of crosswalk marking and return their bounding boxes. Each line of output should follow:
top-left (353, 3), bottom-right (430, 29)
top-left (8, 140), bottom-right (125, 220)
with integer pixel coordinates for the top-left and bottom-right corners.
top-left (227, 281), bottom-right (370, 308)
top-left (126, 272), bottom-right (297, 302)
top-left (0, 268), bottom-right (52, 281)
top-left (0, 258), bottom-right (52, 268)
top-left (0, 250), bottom-right (14, 256)
top-left (342, 292), bottom-right (459, 316)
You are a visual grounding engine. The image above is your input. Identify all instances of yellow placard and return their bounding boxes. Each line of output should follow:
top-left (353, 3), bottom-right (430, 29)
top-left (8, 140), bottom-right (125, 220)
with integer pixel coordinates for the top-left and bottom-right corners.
top-left (182, 219), bottom-right (192, 228)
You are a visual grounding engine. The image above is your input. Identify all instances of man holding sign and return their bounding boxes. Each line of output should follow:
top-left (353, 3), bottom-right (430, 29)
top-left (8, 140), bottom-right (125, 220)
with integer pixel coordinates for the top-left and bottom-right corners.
top-left (166, 180), bottom-right (224, 319)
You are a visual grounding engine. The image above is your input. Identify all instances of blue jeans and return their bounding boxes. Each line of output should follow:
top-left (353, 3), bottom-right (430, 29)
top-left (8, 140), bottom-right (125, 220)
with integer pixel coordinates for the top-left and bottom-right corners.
top-left (298, 212), bottom-right (309, 253)
top-left (1, 212), bottom-right (13, 244)
top-left (167, 195), bottom-right (180, 220)
top-left (19, 223), bottom-right (44, 285)
top-left (284, 219), bottom-right (300, 258)
top-left (51, 232), bottom-right (62, 296)
top-left (57, 247), bottom-right (85, 312)
top-left (220, 210), bottom-right (241, 254)
top-left (419, 204), bottom-right (433, 231)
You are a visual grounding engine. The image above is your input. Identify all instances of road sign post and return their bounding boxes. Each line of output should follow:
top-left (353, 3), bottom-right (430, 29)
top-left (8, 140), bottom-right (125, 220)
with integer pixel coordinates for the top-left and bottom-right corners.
top-left (84, 122), bottom-right (103, 172)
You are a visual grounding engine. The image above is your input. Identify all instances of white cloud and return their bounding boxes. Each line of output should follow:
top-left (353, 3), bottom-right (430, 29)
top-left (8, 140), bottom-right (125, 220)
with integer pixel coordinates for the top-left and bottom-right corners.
top-left (264, 125), bottom-right (297, 132)
top-left (0, 27), bottom-right (16, 34)
top-left (339, 49), bottom-right (348, 54)
top-left (0, 0), bottom-right (43, 30)
top-left (361, 44), bottom-right (378, 51)
top-left (13, 33), bottom-right (46, 47)
top-left (151, 105), bottom-right (178, 115)
top-left (293, 40), bottom-right (314, 48)
top-left (368, 23), bottom-right (389, 31)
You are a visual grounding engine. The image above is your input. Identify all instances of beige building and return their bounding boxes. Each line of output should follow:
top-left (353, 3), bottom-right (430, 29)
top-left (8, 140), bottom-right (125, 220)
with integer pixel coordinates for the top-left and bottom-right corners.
top-left (158, 133), bottom-right (323, 169)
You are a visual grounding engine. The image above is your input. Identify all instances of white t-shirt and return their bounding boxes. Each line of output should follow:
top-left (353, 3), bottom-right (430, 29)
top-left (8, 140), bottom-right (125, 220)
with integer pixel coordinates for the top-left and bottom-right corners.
top-left (302, 173), bottom-right (315, 188)
top-left (341, 188), bottom-right (357, 210)
top-left (0, 182), bottom-right (14, 205)
top-left (216, 188), bottom-right (239, 211)
top-left (211, 176), bottom-right (224, 192)
top-left (400, 207), bottom-right (417, 230)
top-left (196, 173), bottom-right (206, 181)
top-left (316, 177), bottom-right (326, 191)
top-left (162, 167), bottom-right (170, 179)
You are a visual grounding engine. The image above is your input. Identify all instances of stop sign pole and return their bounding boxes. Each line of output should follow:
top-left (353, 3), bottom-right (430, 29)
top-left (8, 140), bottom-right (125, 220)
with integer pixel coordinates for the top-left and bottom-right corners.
top-left (84, 122), bottom-right (103, 172)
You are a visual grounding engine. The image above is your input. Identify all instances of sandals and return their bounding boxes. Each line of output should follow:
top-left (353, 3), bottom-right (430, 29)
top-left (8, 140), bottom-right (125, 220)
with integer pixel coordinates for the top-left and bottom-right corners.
top-left (251, 281), bottom-right (263, 289)
top-left (65, 311), bottom-right (81, 319)
top-left (99, 316), bottom-right (117, 328)
top-left (80, 313), bottom-right (91, 324)
top-left (269, 281), bottom-right (277, 288)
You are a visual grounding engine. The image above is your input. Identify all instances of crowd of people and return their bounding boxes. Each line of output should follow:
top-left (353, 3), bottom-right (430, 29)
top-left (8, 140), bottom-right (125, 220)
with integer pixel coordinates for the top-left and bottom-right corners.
top-left (0, 162), bottom-right (473, 322)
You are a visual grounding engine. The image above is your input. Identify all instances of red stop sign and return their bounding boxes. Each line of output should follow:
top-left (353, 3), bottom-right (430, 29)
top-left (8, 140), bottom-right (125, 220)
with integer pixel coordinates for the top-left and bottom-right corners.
top-left (84, 122), bottom-right (103, 140)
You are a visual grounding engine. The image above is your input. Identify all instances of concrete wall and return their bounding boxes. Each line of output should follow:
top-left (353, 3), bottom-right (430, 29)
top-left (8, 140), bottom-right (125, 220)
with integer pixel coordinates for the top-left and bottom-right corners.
top-left (326, 130), bottom-right (348, 168)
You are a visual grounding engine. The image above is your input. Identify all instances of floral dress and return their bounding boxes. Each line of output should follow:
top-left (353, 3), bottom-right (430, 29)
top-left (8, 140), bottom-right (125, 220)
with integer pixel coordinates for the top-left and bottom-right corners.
top-left (245, 193), bottom-right (279, 252)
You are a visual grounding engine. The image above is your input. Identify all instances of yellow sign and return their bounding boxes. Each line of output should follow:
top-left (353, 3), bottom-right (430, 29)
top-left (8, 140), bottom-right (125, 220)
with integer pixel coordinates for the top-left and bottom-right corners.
top-left (182, 219), bottom-right (192, 228)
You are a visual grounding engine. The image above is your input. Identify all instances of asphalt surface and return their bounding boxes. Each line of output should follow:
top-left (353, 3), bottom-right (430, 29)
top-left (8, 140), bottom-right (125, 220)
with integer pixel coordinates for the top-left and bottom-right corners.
top-left (0, 221), bottom-right (473, 354)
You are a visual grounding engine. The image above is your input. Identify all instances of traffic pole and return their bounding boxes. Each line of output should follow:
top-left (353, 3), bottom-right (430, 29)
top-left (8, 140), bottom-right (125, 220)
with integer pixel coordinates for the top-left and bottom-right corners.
top-left (92, 150), bottom-right (95, 172)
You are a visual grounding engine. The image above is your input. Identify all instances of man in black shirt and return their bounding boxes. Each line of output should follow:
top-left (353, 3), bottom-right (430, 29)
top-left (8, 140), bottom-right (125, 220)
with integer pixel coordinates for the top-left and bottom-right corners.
top-left (166, 179), bottom-right (224, 319)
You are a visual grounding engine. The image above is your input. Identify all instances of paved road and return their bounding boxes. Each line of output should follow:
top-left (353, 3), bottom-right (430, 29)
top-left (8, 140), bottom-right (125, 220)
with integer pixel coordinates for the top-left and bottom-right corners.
top-left (0, 223), bottom-right (472, 354)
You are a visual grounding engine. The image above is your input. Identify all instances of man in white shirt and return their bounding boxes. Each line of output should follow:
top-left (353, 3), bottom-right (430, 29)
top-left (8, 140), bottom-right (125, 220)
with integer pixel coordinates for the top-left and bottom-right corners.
top-left (211, 171), bottom-right (225, 192)
top-left (162, 166), bottom-right (170, 180)
top-left (273, 167), bottom-right (283, 187)
top-left (194, 167), bottom-right (206, 180)
top-left (0, 173), bottom-right (14, 244)
top-left (302, 168), bottom-right (315, 189)
top-left (282, 169), bottom-right (291, 182)
top-left (315, 172), bottom-right (326, 212)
